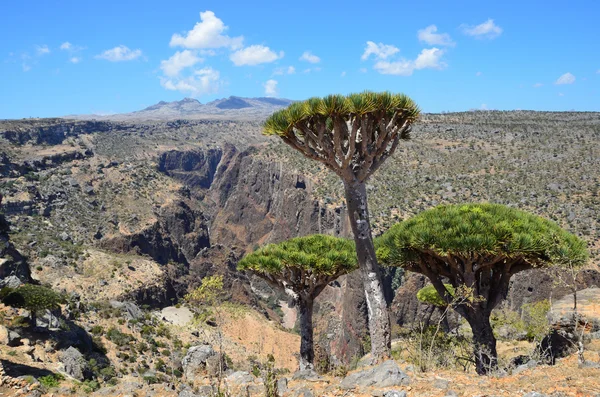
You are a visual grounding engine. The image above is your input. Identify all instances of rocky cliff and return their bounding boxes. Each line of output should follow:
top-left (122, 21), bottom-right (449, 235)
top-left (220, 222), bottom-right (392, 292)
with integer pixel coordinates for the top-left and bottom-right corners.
top-left (0, 195), bottom-right (30, 284)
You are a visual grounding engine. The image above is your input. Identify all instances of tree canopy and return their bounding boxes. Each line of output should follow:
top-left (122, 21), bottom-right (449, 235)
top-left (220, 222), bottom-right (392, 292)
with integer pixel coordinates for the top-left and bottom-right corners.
top-left (263, 91), bottom-right (420, 181)
top-left (378, 203), bottom-right (588, 274)
top-left (238, 234), bottom-right (358, 294)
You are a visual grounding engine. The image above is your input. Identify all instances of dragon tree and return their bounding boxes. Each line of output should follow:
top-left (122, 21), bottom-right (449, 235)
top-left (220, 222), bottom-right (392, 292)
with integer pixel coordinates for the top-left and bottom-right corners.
top-left (377, 203), bottom-right (587, 374)
top-left (238, 235), bottom-right (357, 370)
top-left (264, 92), bottom-right (420, 360)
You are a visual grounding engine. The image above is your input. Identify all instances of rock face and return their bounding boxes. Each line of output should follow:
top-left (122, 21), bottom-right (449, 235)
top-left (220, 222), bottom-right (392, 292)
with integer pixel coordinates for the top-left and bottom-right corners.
top-left (0, 194), bottom-right (31, 284)
top-left (158, 148), bottom-right (223, 189)
top-left (182, 345), bottom-right (216, 380)
top-left (100, 199), bottom-right (210, 265)
top-left (340, 360), bottom-right (410, 389)
top-left (0, 119), bottom-right (117, 145)
top-left (59, 346), bottom-right (90, 380)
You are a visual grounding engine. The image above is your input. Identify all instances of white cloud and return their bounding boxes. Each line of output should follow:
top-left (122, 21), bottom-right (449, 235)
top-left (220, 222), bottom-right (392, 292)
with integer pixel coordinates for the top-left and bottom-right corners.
top-left (96, 45), bottom-right (142, 62)
top-left (60, 42), bottom-right (72, 51)
top-left (361, 41), bottom-right (399, 61)
top-left (300, 51), bottom-right (320, 63)
top-left (414, 48), bottom-right (446, 70)
top-left (273, 66), bottom-right (295, 75)
top-left (160, 50), bottom-right (203, 77)
top-left (230, 45), bottom-right (283, 66)
top-left (69, 57), bottom-right (82, 64)
top-left (555, 72), bottom-right (575, 85)
top-left (461, 19), bottom-right (503, 39)
top-left (373, 48), bottom-right (446, 76)
top-left (264, 79), bottom-right (278, 96)
top-left (341, 71), bottom-right (346, 77)
top-left (36, 45), bottom-right (50, 55)
top-left (533, 83), bottom-right (543, 88)
top-left (476, 71), bottom-right (482, 77)
top-left (170, 11), bottom-right (243, 50)
top-left (160, 67), bottom-right (220, 96)
top-left (417, 25), bottom-right (455, 47)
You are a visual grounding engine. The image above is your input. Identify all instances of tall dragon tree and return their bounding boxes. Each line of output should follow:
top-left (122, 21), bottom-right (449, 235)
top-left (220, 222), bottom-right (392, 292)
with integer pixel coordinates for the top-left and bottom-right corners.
top-left (238, 235), bottom-right (357, 370)
top-left (264, 92), bottom-right (420, 360)
top-left (377, 203), bottom-right (588, 374)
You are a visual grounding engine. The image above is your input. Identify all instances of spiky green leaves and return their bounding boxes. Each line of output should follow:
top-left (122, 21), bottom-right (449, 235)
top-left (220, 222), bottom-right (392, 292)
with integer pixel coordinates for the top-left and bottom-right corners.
top-left (238, 234), bottom-right (358, 277)
top-left (263, 91), bottom-right (420, 136)
top-left (377, 203), bottom-right (588, 269)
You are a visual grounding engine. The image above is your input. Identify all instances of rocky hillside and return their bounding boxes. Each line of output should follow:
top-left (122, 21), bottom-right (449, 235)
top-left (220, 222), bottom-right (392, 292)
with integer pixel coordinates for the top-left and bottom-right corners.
top-left (1, 112), bottom-right (600, 396)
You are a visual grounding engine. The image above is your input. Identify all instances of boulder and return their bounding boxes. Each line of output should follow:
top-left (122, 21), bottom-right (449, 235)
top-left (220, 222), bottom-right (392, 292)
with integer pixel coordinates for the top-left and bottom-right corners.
top-left (59, 346), bottom-right (90, 380)
top-left (383, 391), bottom-right (407, 397)
top-left (226, 371), bottom-right (255, 385)
top-left (182, 345), bottom-right (215, 380)
top-left (340, 360), bottom-right (410, 390)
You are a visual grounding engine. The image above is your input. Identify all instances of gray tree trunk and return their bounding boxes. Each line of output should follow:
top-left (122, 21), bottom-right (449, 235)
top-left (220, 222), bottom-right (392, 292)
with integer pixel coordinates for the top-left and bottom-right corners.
top-left (465, 311), bottom-right (498, 375)
top-left (343, 180), bottom-right (391, 361)
top-left (298, 296), bottom-right (315, 370)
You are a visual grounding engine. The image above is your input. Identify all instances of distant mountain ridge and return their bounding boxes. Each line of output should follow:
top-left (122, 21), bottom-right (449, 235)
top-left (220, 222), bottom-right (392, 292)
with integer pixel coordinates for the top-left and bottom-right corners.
top-left (69, 96), bottom-right (294, 121)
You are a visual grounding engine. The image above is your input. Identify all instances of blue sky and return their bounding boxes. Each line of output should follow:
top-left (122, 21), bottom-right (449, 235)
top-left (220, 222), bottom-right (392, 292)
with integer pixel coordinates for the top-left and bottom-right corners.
top-left (1, 0), bottom-right (599, 118)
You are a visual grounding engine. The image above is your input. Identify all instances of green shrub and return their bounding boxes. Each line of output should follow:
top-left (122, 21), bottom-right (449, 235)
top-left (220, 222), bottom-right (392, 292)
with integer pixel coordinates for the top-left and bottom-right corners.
top-left (38, 373), bottom-right (63, 388)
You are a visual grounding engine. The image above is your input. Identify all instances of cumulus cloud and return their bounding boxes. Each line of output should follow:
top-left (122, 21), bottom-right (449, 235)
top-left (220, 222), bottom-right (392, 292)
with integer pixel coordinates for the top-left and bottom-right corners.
top-left (555, 72), bottom-right (575, 85)
top-left (160, 67), bottom-right (221, 96)
top-left (230, 45), bottom-right (283, 66)
top-left (264, 79), bottom-right (278, 96)
top-left (299, 51), bottom-right (320, 63)
top-left (36, 45), bottom-right (50, 55)
top-left (60, 42), bottom-right (72, 51)
top-left (69, 57), bottom-right (82, 64)
top-left (96, 45), bottom-right (142, 62)
top-left (170, 11), bottom-right (243, 50)
top-left (160, 50), bottom-right (203, 77)
top-left (461, 19), bottom-right (503, 39)
top-left (374, 48), bottom-right (446, 76)
top-left (361, 41), bottom-right (399, 61)
top-left (417, 25), bottom-right (455, 47)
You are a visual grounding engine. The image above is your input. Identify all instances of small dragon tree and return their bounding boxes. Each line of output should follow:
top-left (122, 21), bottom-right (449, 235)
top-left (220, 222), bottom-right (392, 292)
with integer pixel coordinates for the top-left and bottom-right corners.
top-left (264, 92), bottom-right (420, 360)
top-left (377, 203), bottom-right (588, 374)
top-left (1, 284), bottom-right (64, 327)
top-left (238, 235), bottom-right (357, 370)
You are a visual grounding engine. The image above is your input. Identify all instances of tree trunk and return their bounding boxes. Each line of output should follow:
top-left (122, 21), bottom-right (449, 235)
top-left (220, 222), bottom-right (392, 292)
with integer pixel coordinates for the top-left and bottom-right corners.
top-left (343, 180), bottom-right (391, 361)
top-left (466, 311), bottom-right (497, 375)
top-left (298, 296), bottom-right (315, 370)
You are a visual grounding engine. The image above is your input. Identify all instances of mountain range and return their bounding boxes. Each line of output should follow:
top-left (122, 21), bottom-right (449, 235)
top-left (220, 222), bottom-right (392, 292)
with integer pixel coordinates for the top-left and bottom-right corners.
top-left (69, 96), bottom-right (294, 121)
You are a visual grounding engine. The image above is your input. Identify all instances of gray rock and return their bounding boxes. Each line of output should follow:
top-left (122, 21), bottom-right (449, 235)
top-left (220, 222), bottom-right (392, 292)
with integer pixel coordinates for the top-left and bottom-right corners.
top-left (513, 360), bottom-right (538, 375)
top-left (293, 387), bottom-right (314, 397)
top-left (182, 344), bottom-right (215, 380)
top-left (59, 231), bottom-right (71, 241)
top-left (0, 275), bottom-right (23, 288)
top-left (277, 377), bottom-right (288, 395)
top-left (383, 391), bottom-right (407, 397)
top-left (523, 393), bottom-right (549, 397)
top-left (179, 391), bottom-right (204, 397)
top-left (292, 369), bottom-right (322, 381)
top-left (340, 360), bottom-right (410, 389)
top-left (226, 371), bottom-right (255, 385)
top-left (59, 346), bottom-right (90, 380)
top-left (444, 391), bottom-right (458, 397)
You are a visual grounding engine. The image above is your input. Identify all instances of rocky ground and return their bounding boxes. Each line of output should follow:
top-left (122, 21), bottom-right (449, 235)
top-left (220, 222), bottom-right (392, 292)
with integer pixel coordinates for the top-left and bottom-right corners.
top-left (1, 112), bottom-right (600, 396)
